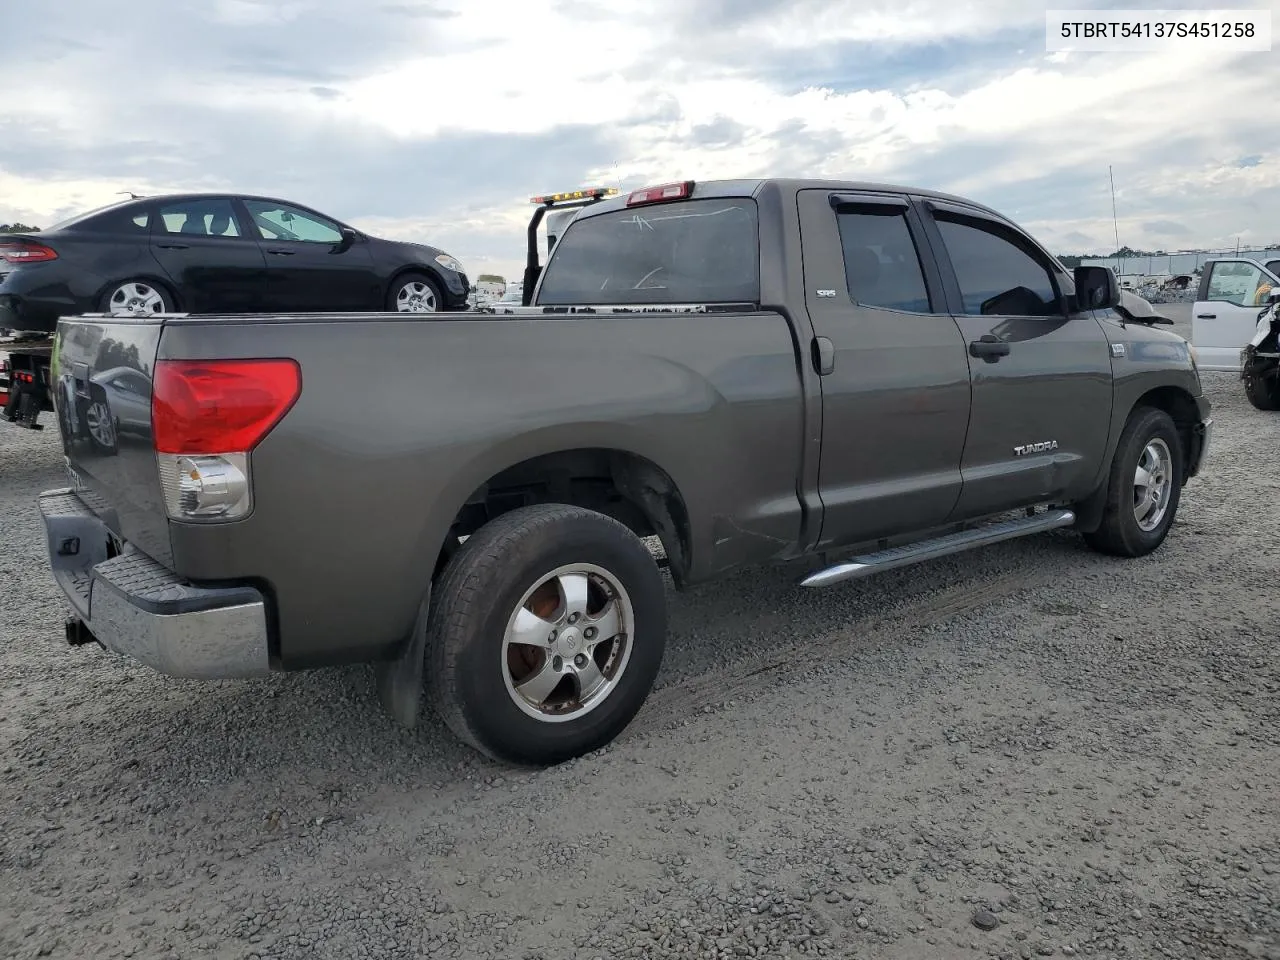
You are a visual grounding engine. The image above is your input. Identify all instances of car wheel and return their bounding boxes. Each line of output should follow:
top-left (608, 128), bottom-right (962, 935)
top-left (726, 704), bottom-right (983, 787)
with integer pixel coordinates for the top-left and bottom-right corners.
top-left (388, 272), bottom-right (442, 313)
top-left (83, 389), bottom-right (118, 455)
top-left (1243, 357), bottom-right (1280, 410)
top-left (99, 280), bottom-right (173, 317)
top-left (1082, 406), bottom-right (1182, 558)
top-left (425, 504), bottom-right (668, 765)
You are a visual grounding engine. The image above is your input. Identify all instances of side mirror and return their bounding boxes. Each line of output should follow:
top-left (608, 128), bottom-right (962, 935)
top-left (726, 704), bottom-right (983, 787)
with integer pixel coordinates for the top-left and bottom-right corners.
top-left (1074, 265), bottom-right (1120, 310)
top-left (335, 226), bottom-right (358, 252)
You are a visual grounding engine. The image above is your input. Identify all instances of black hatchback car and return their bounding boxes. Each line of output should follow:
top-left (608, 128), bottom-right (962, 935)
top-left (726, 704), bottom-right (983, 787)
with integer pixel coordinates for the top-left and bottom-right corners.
top-left (0, 193), bottom-right (470, 331)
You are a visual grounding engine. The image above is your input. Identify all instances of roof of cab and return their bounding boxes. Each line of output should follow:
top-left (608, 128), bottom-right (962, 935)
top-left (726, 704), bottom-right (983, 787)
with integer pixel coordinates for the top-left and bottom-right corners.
top-left (573, 177), bottom-right (1011, 224)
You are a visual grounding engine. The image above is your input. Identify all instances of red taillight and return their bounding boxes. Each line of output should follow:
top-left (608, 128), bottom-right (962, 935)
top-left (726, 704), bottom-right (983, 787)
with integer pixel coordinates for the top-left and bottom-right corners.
top-left (0, 241), bottom-right (58, 264)
top-left (152, 359), bottom-right (302, 455)
top-left (626, 181), bottom-right (695, 206)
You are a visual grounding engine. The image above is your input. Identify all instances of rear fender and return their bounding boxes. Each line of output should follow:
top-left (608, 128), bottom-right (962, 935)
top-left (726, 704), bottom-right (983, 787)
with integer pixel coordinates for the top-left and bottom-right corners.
top-left (410, 423), bottom-right (694, 594)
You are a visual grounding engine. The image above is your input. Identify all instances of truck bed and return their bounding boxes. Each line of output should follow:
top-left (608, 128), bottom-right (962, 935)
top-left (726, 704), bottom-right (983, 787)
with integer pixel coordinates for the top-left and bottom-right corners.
top-left (50, 309), bottom-right (809, 667)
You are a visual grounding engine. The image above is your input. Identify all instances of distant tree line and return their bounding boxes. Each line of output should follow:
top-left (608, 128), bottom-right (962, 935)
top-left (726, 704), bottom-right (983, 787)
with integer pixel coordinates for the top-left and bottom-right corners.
top-left (0, 223), bottom-right (40, 232)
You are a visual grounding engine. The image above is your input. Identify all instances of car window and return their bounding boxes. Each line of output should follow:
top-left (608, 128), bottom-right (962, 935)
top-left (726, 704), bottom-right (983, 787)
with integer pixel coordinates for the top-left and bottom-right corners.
top-left (243, 200), bottom-right (343, 243)
top-left (1265, 260), bottom-right (1280, 279)
top-left (119, 371), bottom-right (148, 395)
top-left (537, 198), bottom-right (760, 305)
top-left (47, 199), bottom-right (144, 232)
top-left (1207, 261), bottom-right (1271, 306)
top-left (934, 215), bottom-right (1064, 316)
top-left (66, 207), bottom-right (151, 233)
top-left (835, 208), bottom-right (932, 312)
top-left (156, 198), bottom-right (242, 238)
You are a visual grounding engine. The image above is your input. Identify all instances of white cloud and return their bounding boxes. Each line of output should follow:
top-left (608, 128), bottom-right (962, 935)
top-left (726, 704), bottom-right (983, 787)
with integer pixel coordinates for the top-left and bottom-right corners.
top-left (3, 0), bottom-right (1279, 282)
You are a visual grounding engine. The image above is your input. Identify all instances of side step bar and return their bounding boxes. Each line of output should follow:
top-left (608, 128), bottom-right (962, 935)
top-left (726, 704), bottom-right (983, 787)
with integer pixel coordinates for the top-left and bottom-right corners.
top-left (800, 508), bottom-right (1076, 588)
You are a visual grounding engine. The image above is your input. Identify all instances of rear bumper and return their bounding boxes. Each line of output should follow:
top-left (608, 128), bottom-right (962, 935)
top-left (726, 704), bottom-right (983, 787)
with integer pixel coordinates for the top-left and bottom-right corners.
top-left (39, 488), bottom-right (272, 679)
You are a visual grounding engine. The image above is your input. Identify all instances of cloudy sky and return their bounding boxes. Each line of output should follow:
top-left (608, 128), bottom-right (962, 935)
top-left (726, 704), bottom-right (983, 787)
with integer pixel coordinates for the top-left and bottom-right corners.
top-left (3, 0), bottom-right (1277, 282)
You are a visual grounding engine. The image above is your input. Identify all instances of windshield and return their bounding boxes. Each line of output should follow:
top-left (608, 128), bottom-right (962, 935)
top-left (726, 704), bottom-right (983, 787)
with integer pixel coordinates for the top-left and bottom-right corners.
top-left (536, 197), bottom-right (760, 306)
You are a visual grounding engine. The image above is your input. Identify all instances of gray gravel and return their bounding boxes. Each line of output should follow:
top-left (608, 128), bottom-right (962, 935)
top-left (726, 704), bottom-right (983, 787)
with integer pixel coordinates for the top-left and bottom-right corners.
top-left (2, 358), bottom-right (1278, 959)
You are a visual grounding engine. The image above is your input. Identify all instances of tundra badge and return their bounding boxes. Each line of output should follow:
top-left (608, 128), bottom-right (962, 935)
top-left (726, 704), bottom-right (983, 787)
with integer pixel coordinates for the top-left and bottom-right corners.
top-left (1013, 440), bottom-right (1059, 456)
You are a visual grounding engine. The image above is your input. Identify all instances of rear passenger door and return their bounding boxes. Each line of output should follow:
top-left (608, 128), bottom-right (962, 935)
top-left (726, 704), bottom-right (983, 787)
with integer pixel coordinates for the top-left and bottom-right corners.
top-left (917, 199), bottom-right (1113, 517)
top-left (796, 189), bottom-right (972, 549)
top-left (149, 197), bottom-right (270, 313)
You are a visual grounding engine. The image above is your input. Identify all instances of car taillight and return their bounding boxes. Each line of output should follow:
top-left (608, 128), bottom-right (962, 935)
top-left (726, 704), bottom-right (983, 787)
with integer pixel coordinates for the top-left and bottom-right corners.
top-left (626, 181), bottom-right (695, 206)
top-left (152, 358), bottom-right (302, 522)
top-left (0, 241), bottom-right (58, 263)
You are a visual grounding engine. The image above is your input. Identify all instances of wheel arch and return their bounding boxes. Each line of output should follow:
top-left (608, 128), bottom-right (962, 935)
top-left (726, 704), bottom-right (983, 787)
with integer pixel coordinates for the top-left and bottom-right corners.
top-left (1074, 383), bottom-right (1201, 533)
top-left (1127, 385), bottom-right (1201, 481)
top-left (421, 438), bottom-right (694, 592)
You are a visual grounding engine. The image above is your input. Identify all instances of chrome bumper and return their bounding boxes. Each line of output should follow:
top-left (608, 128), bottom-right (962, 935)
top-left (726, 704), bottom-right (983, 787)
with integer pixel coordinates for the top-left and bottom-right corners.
top-left (39, 488), bottom-right (271, 679)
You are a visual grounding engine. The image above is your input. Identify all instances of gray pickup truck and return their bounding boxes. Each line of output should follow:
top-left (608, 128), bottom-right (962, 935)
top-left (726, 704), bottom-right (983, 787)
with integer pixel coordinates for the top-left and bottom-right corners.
top-left (38, 177), bottom-right (1212, 765)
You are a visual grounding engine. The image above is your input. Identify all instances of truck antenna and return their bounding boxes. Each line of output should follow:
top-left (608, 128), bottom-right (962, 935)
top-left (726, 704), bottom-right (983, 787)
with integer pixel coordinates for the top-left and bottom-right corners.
top-left (1109, 165), bottom-right (1123, 275)
top-left (117, 190), bottom-right (144, 200)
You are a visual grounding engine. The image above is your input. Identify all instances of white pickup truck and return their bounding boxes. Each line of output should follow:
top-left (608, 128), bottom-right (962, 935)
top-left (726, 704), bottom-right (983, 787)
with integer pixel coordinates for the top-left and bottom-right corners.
top-left (1192, 256), bottom-right (1280, 371)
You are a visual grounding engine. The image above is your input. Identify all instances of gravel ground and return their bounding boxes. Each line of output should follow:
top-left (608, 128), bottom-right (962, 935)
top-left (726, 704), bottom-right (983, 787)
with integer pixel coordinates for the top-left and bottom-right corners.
top-left (2, 347), bottom-right (1278, 959)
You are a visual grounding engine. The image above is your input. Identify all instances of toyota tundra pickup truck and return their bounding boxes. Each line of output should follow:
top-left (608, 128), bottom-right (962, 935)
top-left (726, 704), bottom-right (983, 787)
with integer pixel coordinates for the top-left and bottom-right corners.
top-left (38, 177), bottom-right (1212, 766)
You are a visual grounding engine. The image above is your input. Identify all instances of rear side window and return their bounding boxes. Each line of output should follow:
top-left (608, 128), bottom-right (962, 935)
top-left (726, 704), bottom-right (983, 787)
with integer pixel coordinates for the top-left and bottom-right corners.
top-left (536, 198), bottom-right (759, 306)
top-left (157, 198), bottom-right (243, 237)
top-left (67, 207), bottom-right (151, 233)
top-left (835, 208), bottom-right (932, 312)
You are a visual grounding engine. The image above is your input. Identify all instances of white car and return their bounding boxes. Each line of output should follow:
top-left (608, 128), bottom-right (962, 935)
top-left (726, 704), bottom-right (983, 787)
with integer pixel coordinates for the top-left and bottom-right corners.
top-left (1192, 257), bottom-right (1280, 371)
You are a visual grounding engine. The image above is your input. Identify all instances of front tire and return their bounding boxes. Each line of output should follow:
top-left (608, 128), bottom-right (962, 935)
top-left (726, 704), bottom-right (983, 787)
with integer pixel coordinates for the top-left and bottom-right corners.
top-left (425, 504), bottom-right (667, 765)
top-left (387, 272), bottom-right (443, 313)
top-left (1082, 406), bottom-right (1182, 558)
top-left (1243, 356), bottom-right (1280, 410)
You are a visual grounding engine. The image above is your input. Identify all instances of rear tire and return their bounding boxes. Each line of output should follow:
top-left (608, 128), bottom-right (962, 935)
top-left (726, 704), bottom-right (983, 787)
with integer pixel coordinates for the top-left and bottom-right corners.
top-left (98, 279), bottom-right (173, 316)
top-left (1243, 357), bottom-right (1280, 410)
top-left (425, 504), bottom-right (667, 765)
top-left (1082, 406), bottom-right (1182, 558)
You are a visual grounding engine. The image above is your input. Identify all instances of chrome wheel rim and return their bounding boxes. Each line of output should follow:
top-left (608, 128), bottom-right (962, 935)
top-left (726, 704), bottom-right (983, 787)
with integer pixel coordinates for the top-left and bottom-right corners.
top-left (501, 563), bottom-right (635, 723)
top-left (107, 282), bottom-right (165, 316)
top-left (1133, 437), bottom-right (1173, 532)
top-left (85, 401), bottom-right (115, 447)
top-left (395, 281), bottom-right (437, 312)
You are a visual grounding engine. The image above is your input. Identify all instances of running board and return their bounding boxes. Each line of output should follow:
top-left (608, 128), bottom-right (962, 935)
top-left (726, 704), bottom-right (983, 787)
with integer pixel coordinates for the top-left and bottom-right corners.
top-left (799, 508), bottom-right (1076, 588)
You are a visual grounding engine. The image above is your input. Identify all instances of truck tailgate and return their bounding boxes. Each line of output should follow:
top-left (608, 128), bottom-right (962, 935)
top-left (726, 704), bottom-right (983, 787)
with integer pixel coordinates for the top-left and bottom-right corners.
top-left (50, 315), bottom-right (174, 566)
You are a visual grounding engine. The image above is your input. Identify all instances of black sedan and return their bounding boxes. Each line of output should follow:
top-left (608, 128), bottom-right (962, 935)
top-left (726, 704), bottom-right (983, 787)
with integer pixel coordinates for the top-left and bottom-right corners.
top-left (0, 192), bottom-right (470, 331)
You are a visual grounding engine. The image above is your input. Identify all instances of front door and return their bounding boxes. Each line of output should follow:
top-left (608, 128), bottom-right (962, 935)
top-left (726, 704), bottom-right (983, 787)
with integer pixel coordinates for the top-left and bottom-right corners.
top-left (796, 189), bottom-right (972, 550)
top-left (239, 199), bottom-right (378, 312)
top-left (917, 199), bottom-right (1114, 518)
top-left (149, 197), bottom-right (269, 313)
top-left (1193, 258), bottom-right (1280, 371)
